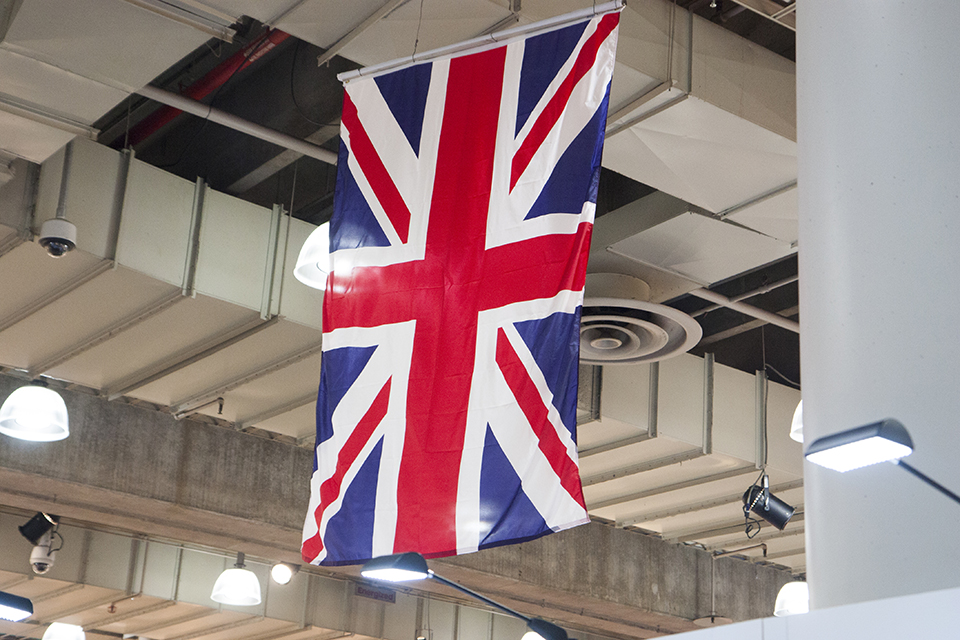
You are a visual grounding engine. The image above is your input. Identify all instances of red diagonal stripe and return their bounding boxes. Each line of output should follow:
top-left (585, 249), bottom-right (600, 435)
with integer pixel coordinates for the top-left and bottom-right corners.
top-left (510, 13), bottom-right (619, 191)
top-left (308, 378), bottom-right (392, 557)
top-left (495, 328), bottom-right (586, 508)
top-left (341, 94), bottom-right (411, 243)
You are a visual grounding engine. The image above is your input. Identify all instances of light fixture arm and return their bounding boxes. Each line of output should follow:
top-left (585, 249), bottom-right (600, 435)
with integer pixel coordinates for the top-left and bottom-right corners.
top-left (426, 571), bottom-right (532, 624)
top-left (893, 460), bottom-right (960, 506)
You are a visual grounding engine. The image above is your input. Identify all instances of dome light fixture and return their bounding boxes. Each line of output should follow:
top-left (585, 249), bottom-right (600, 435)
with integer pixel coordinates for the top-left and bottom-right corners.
top-left (362, 553), bottom-right (568, 640)
top-left (270, 562), bottom-right (299, 585)
top-left (0, 382), bottom-right (69, 442)
top-left (293, 222), bottom-right (331, 291)
top-left (41, 623), bottom-right (85, 640)
top-left (211, 553), bottom-right (261, 606)
top-left (774, 581), bottom-right (809, 617)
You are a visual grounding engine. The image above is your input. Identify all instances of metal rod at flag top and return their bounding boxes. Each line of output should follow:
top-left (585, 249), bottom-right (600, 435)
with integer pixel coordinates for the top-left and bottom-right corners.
top-left (338, 0), bottom-right (625, 83)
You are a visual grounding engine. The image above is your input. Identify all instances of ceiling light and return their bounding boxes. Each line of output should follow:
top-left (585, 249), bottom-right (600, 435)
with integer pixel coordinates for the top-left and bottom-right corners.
top-left (0, 383), bottom-right (69, 442)
top-left (742, 475), bottom-right (795, 531)
top-left (362, 553), bottom-right (567, 640)
top-left (211, 553), bottom-right (261, 606)
top-left (805, 419), bottom-right (913, 472)
top-left (42, 623), bottom-right (85, 640)
top-left (0, 590), bottom-right (33, 622)
top-left (774, 581), bottom-right (809, 617)
top-left (294, 222), bottom-right (330, 290)
top-left (790, 399), bottom-right (803, 443)
top-left (270, 563), bottom-right (299, 585)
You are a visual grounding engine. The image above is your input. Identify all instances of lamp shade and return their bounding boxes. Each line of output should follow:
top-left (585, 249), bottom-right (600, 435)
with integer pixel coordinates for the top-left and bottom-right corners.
top-left (0, 385), bottom-right (69, 441)
top-left (293, 222), bottom-right (330, 290)
top-left (742, 485), bottom-right (795, 530)
top-left (790, 400), bottom-right (803, 443)
top-left (211, 567), bottom-right (261, 606)
top-left (774, 581), bottom-right (809, 616)
top-left (42, 623), bottom-right (85, 640)
top-left (805, 419), bottom-right (913, 472)
top-left (361, 552), bottom-right (430, 582)
top-left (0, 590), bottom-right (33, 622)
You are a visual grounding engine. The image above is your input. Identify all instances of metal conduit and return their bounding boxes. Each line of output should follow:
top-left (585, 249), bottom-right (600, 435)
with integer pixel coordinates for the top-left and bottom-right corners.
top-left (688, 288), bottom-right (800, 334)
top-left (136, 85), bottom-right (339, 166)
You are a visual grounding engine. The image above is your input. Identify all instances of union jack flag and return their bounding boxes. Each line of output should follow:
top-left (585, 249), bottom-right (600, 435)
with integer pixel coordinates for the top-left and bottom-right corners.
top-left (302, 10), bottom-right (620, 565)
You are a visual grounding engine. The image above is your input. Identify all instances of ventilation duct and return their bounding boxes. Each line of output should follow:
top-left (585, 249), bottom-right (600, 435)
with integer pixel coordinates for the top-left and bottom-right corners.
top-left (579, 273), bottom-right (701, 365)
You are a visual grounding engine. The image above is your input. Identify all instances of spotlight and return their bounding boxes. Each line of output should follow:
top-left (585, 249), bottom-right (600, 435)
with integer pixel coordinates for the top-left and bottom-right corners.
top-left (362, 553), bottom-right (567, 640)
top-left (270, 563), bottom-right (299, 585)
top-left (742, 474), bottom-right (795, 533)
top-left (211, 552), bottom-right (261, 606)
top-left (0, 590), bottom-right (33, 622)
top-left (805, 419), bottom-right (960, 506)
top-left (19, 512), bottom-right (59, 545)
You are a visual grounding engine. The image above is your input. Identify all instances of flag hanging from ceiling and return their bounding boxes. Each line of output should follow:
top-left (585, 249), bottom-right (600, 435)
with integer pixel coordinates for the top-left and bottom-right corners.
top-left (302, 6), bottom-right (621, 566)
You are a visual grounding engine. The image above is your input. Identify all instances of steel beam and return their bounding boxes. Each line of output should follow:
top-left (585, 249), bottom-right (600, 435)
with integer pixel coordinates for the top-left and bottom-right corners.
top-left (580, 448), bottom-right (703, 487)
top-left (0, 260), bottom-right (112, 335)
top-left (589, 466), bottom-right (757, 511)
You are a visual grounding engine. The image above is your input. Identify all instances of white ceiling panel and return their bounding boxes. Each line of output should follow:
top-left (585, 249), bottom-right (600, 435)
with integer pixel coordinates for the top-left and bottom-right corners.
top-left (0, 107), bottom-right (77, 162)
top-left (726, 184), bottom-right (798, 244)
top-left (252, 396), bottom-right (317, 439)
top-left (608, 211), bottom-right (794, 286)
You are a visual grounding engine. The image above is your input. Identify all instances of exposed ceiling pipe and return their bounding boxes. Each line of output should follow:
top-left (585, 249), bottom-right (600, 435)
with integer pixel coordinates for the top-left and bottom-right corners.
top-left (691, 275), bottom-right (798, 318)
top-left (688, 288), bottom-right (799, 333)
top-left (127, 29), bottom-right (291, 147)
top-left (136, 85), bottom-right (338, 165)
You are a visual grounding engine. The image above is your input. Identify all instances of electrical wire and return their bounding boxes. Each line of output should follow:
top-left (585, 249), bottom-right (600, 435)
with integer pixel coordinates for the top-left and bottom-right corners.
top-left (765, 363), bottom-right (800, 389)
top-left (413, 0), bottom-right (426, 57)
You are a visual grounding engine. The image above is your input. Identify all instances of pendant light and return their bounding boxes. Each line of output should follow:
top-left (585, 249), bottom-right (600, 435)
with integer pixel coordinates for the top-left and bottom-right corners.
top-left (0, 383), bottom-right (69, 442)
top-left (774, 581), bottom-right (809, 616)
top-left (211, 552), bottom-right (261, 606)
top-left (293, 222), bottom-right (330, 290)
top-left (41, 623), bottom-right (85, 640)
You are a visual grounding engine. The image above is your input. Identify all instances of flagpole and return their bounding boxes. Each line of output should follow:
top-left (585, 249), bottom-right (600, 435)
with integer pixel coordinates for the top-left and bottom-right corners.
top-left (338, 0), bottom-right (625, 84)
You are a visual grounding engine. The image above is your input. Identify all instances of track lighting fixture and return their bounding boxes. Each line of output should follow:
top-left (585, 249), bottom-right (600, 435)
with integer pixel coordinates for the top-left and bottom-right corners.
top-left (0, 382), bottom-right (69, 441)
top-left (806, 419), bottom-right (960, 506)
top-left (742, 473), bottom-right (795, 535)
top-left (362, 553), bottom-right (568, 640)
top-left (0, 590), bottom-right (33, 622)
top-left (211, 552), bottom-right (261, 606)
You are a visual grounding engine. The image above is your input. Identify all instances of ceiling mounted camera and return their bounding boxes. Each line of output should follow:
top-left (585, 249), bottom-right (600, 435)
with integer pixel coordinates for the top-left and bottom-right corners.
top-left (38, 218), bottom-right (77, 258)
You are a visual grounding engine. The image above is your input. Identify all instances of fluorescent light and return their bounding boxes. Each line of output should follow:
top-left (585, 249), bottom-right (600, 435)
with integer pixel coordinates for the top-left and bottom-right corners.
top-left (293, 223), bottom-right (331, 291)
top-left (42, 623), bottom-right (85, 640)
top-left (0, 590), bottom-right (33, 622)
top-left (804, 419), bottom-right (913, 472)
top-left (0, 385), bottom-right (69, 442)
top-left (774, 581), bottom-right (809, 617)
top-left (360, 552), bottom-right (430, 582)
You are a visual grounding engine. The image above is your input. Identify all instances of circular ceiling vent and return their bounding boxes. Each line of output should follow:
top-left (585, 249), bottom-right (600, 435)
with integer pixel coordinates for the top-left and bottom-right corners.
top-left (580, 274), bottom-right (702, 365)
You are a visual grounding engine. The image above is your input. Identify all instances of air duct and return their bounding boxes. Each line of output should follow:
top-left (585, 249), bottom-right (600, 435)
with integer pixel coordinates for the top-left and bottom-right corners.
top-left (579, 273), bottom-right (702, 365)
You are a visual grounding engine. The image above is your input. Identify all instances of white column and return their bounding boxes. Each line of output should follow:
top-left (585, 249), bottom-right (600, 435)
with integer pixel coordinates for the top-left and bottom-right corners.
top-left (797, 0), bottom-right (960, 609)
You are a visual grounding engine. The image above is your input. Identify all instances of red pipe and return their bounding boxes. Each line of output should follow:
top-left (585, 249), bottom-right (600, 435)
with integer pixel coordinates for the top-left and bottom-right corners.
top-left (127, 29), bottom-right (291, 147)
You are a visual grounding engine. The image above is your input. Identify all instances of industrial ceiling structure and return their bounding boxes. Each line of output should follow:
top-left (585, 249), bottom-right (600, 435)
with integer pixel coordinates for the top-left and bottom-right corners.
top-left (0, 0), bottom-right (803, 638)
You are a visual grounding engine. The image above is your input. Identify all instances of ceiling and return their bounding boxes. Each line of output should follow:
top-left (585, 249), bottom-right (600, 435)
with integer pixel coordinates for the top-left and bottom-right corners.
top-left (0, 0), bottom-right (802, 636)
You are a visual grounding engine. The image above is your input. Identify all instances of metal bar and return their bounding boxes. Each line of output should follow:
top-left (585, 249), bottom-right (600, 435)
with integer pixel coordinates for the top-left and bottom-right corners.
top-left (578, 433), bottom-right (653, 459)
top-left (0, 260), bottom-right (112, 334)
top-left (605, 81), bottom-right (670, 128)
top-left (714, 542), bottom-right (768, 558)
top-left (106, 315), bottom-right (280, 400)
top-left (239, 391), bottom-right (317, 429)
top-left (581, 448), bottom-right (703, 487)
top-left (429, 572), bottom-right (531, 624)
top-left (340, 0), bottom-right (624, 82)
top-left (688, 288), bottom-right (800, 334)
top-left (132, 608), bottom-right (218, 634)
top-left (717, 181), bottom-right (797, 220)
top-left (171, 342), bottom-right (324, 414)
top-left (771, 2), bottom-right (797, 19)
top-left (117, 0), bottom-right (236, 41)
top-left (724, 0), bottom-right (796, 31)
top-left (702, 353), bottom-right (714, 455)
top-left (756, 370), bottom-right (768, 469)
top-left (605, 92), bottom-right (688, 138)
top-left (225, 125), bottom-right (340, 194)
top-left (182, 178), bottom-right (205, 296)
top-left (895, 460), bottom-right (960, 506)
top-left (28, 291), bottom-right (186, 377)
top-left (697, 305), bottom-right (799, 346)
top-left (170, 616), bottom-right (265, 640)
top-left (590, 466), bottom-right (757, 511)
top-left (691, 275), bottom-right (798, 318)
top-left (137, 86), bottom-right (338, 166)
top-left (83, 600), bottom-right (177, 630)
top-left (0, 92), bottom-right (98, 139)
top-left (317, 0), bottom-right (412, 67)
top-left (648, 361), bottom-right (659, 438)
top-left (616, 479), bottom-right (803, 527)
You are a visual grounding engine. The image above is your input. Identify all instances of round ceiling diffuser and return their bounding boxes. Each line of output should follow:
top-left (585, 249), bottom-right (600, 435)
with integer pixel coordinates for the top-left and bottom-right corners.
top-left (580, 274), bottom-right (702, 365)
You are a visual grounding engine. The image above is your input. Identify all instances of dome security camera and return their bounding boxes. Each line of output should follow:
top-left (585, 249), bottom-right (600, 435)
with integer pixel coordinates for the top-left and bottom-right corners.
top-left (29, 529), bottom-right (56, 574)
top-left (38, 218), bottom-right (77, 258)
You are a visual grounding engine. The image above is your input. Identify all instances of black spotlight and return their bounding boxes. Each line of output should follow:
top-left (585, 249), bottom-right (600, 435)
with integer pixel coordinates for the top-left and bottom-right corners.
top-left (18, 512), bottom-right (59, 545)
top-left (742, 475), bottom-right (795, 531)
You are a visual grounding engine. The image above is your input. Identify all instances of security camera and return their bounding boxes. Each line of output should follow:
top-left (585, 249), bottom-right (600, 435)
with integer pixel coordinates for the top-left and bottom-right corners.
top-left (38, 218), bottom-right (77, 258)
top-left (29, 529), bottom-right (56, 574)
